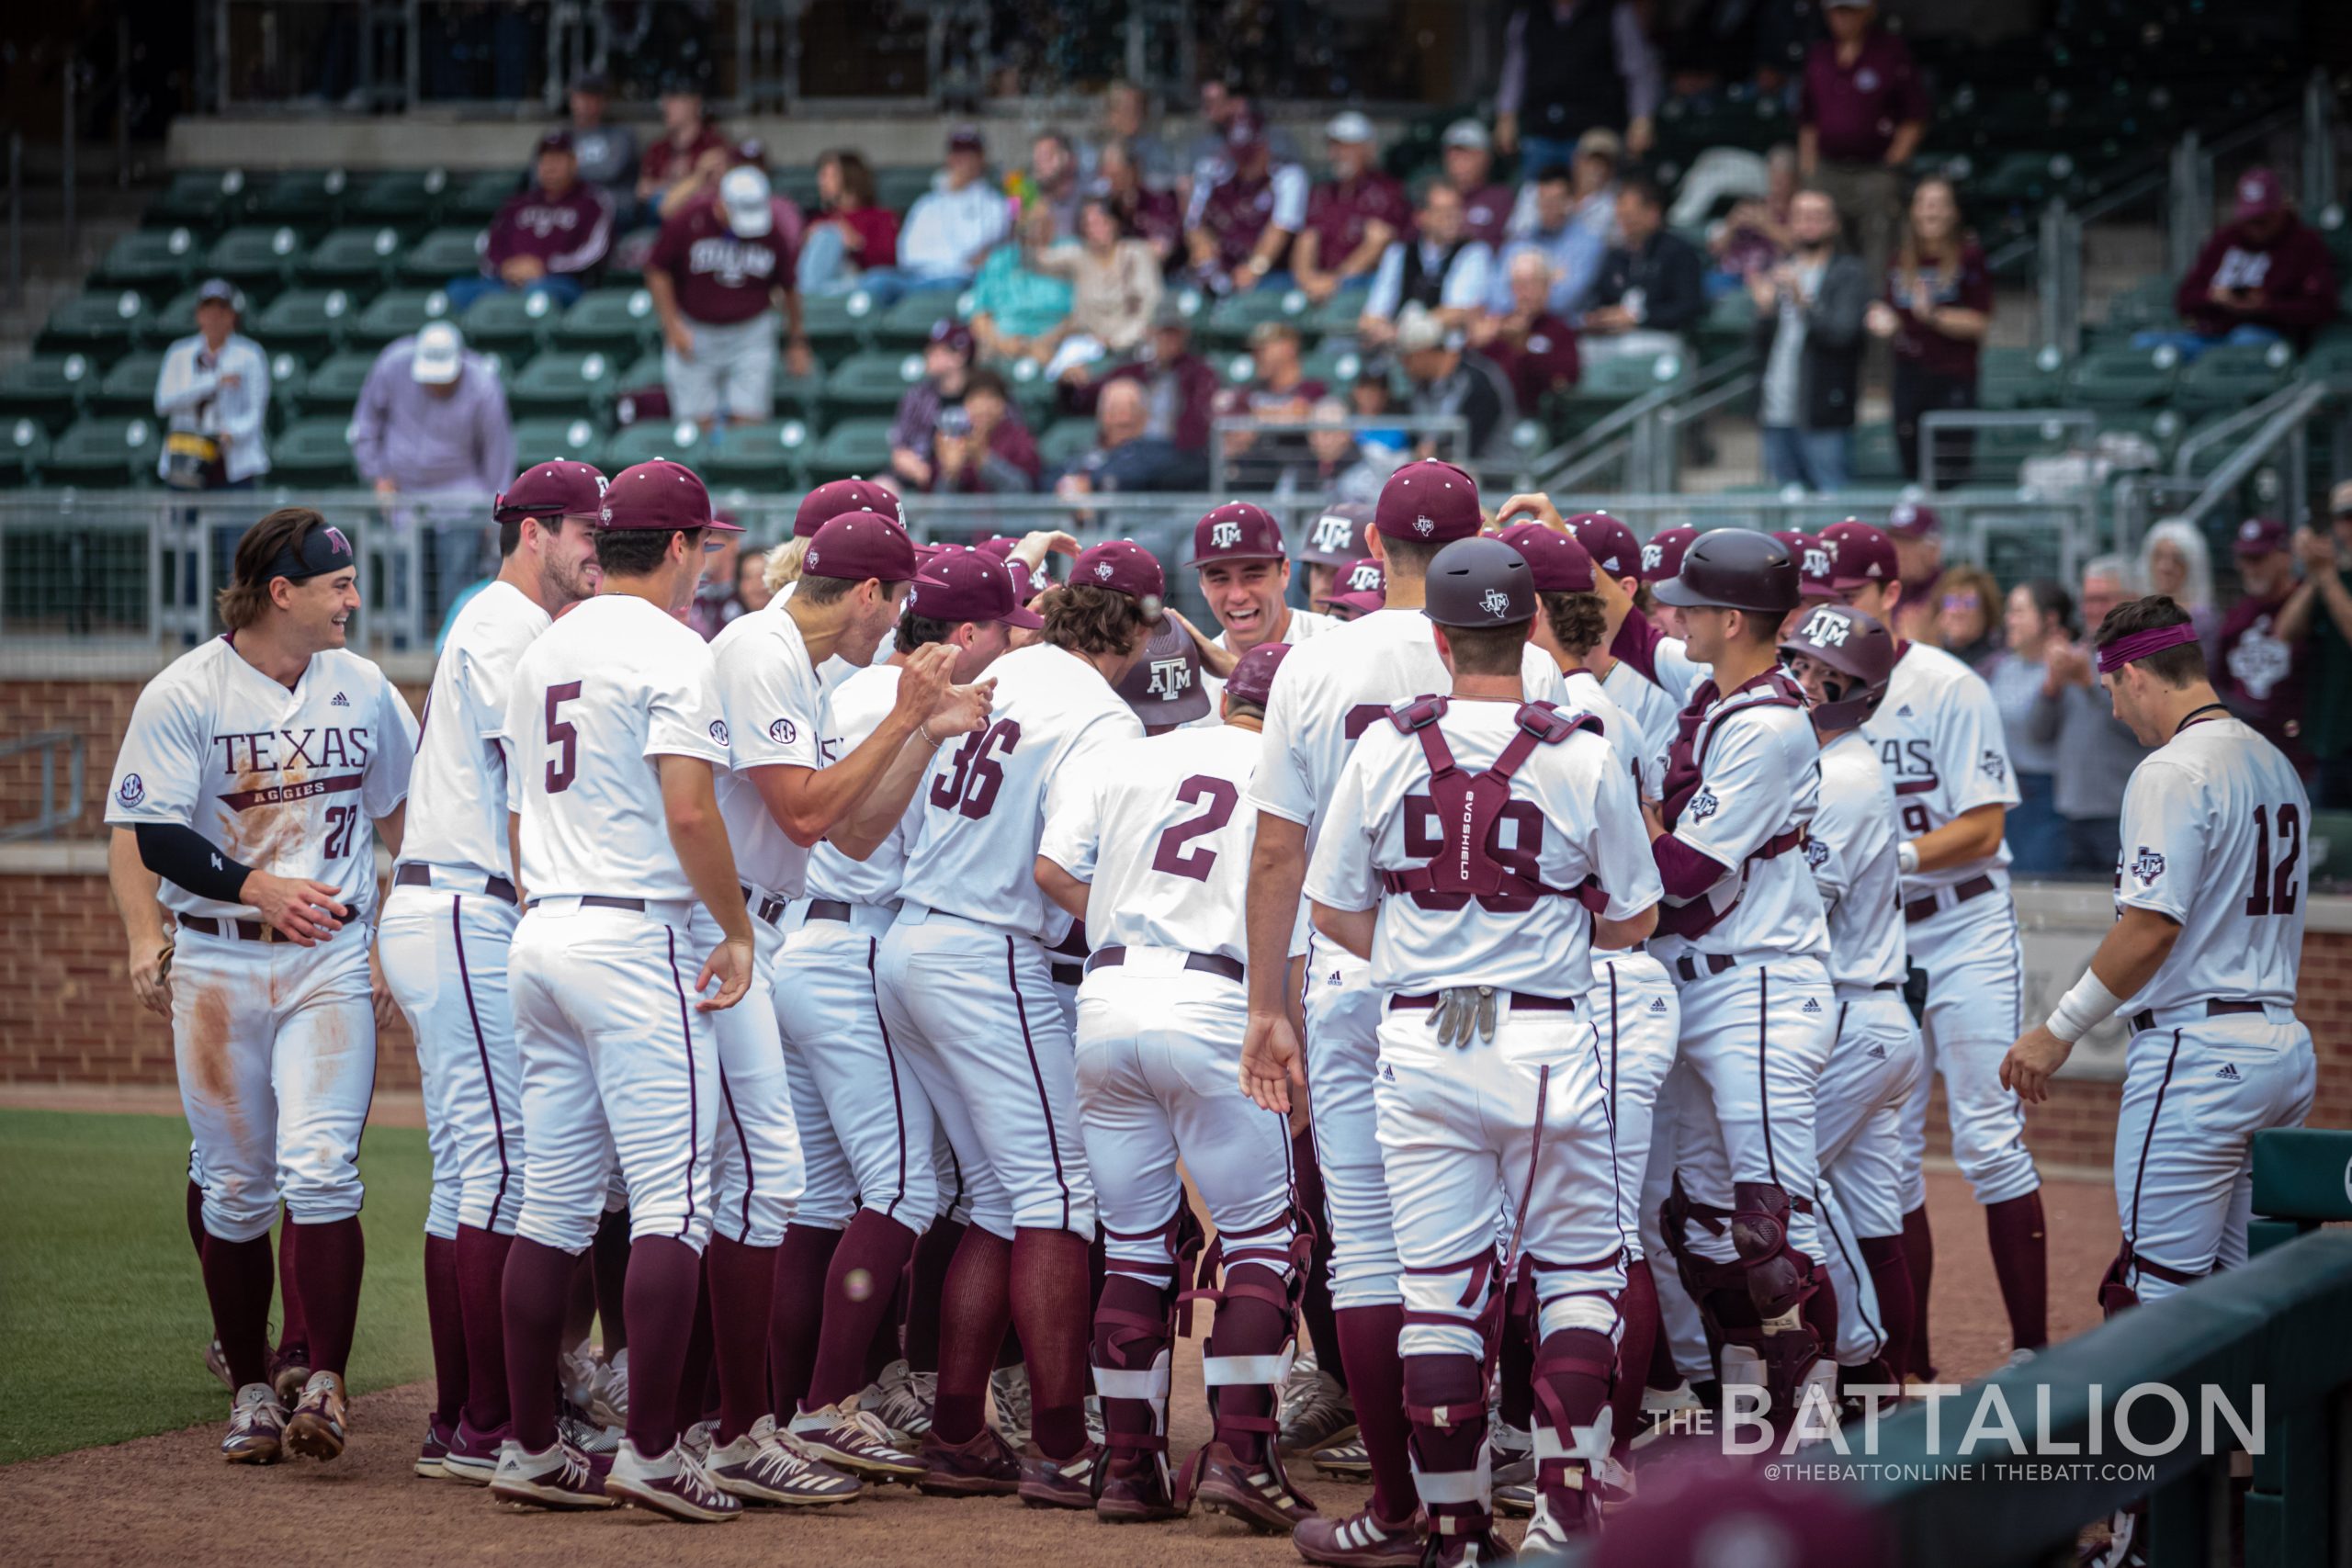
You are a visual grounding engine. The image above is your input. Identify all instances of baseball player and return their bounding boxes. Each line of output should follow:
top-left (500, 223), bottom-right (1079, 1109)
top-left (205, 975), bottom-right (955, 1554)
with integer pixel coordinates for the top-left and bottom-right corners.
top-left (1586, 525), bottom-right (1839, 1429)
top-left (379, 462), bottom-right (606, 1483)
top-left (1562, 511), bottom-right (1679, 778)
top-left (776, 547), bottom-right (1031, 1475)
top-left (1636, 525), bottom-right (1697, 641)
top-left (878, 540), bottom-right (1162, 1506)
top-left (1819, 517), bottom-right (2045, 1373)
top-left (1240, 460), bottom-right (1566, 1565)
top-left (107, 508), bottom-right (418, 1465)
top-left (1189, 501), bottom-right (1339, 718)
top-left (1035, 639), bottom-right (1317, 1532)
top-left (1305, 536), bottom-right (1659, 1560)
top-left (490, 459), bottom-right (757, 1521)
top-left (1316, 556), bottom-right (1388, 622)
top-left (1777, 604), bottom-right (1925, 1388)
top-left (1298, 501), bottom-right (1376, 608)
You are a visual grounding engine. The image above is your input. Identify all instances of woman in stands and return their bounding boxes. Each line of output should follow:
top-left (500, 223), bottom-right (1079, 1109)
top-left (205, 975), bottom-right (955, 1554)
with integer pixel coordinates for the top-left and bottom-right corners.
top-left (1984, 578), bottom-right (2075, 875)
top-left (1867, 175), bottom-right (1991, 486)
top-left (1933, 564), bottom-right (2003, 671)
top-left (797, 150), bottom-right (901, 296)
top-left (2138, 519), bottom-right (2220, 649)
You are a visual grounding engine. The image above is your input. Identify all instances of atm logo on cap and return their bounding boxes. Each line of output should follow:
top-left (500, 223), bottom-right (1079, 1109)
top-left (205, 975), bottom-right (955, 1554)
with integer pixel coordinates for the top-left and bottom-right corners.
top-left (1095, 562), bottom-right (1115, 581)
top-left (1412, 514), bottom-right (1436, 536)
top-left (1480, 590), bottom-right (1512, 618)
top-left (1347, 564), bottom-right (1381, 592)
top-left (1212, 520), bottom-right (1243, 548)
top-left (324, 526), bottom-right (353, 558)
top-left (1311, 513), bottom-right (1352, 552)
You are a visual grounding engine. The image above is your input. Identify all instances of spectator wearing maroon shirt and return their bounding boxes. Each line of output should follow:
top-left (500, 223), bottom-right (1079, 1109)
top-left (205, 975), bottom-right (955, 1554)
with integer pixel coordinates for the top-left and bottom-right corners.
top-left (646, 166), bottom-right (808, 430)
top-left (1217, 319), bottom-right (1328, 479)
top-left (2213, 516), bottom-right (2311, 770)
top-left (930, 369), bottom-right (1041, 494)
top-left (1293, 111), bottom-right (1410, 306)
top-left (452, 131), bottom-right (613, 312)
top-left (1183, 114), bottom-right (1309, 295)
top-left (1439, 121), bottom-right (1517, 249)
top-left (2140, 167), bottom-right (2341, 361)
top-left (1065, 303), bottom-right (1219, 452)
top-left (1797, 0), bottom-right (1929, 301)
top-left (637, 85), bottom-right (731, 225)
top-left (797, 149), bottom-right (900, 297)
top-left (1866, 176), bottom-right (1991, 485)
top-left (1094, 141), bottom-right (1184, 266)
top-left (1472, 248), bottom-right (1581, 413)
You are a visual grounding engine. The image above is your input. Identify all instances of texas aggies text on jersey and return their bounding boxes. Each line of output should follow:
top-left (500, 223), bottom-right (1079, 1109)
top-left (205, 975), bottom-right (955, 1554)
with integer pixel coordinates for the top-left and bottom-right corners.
top-left (1861, 641), bottom-right (2020, 895)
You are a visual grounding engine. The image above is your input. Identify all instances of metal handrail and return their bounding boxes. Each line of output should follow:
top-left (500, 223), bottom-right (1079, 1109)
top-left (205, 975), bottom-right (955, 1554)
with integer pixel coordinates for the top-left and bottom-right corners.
top-left (1527, 350), bottom-right (1755, 495)
top-left (2169, 381), bottom-right (2312, 481)
top-left (2152, 379), bottom-right (2334, 546)
top-left (0, 730), bottom-right (87, 843)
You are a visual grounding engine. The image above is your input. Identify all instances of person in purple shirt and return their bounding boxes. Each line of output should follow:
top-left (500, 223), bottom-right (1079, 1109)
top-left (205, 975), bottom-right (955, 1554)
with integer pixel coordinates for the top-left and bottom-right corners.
top-left (1293, 111), bottom-right (1410, 305)
top-left (888, 319), bottom-right (978, 491)
top-left (1183, 113), bottom-right (1310, 294)
top-left (451, 131), bottom-right (614, 311)
top-left (2213, 517), bottom-right (2312, 773)
top-left (1797, 0), bottom-right (1929, 299)
top-left (1438, 120), bottom-right (1517, 250)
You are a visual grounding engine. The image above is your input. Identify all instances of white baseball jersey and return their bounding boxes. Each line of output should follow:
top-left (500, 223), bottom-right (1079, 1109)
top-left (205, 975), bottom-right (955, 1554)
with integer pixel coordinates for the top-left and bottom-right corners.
top-left (1664, 684), bottom-right (1829, 962)
top-left (1306, 699), bottom-right (1657, 996)
top-left (1601, 656), bottom-right (1676, 797)
top-left (1564, 666), bottom-right (1658, 800)
top-left (2114, 716), bottom-right (2308, 1016)
top-left (401, 581), bottom-right (548, 876)
top-left (1040, 723), bottom-right (1261, 962)
top-left (709, 604), bottom-right (827, 897)
top-left (897, 641), bottom-right (1144, 942)
top-left (1861, 642), bottom-right (2019, 896)
top-left (1808, 728), bottom-right (1906, 990)
top-left (1192, 606), bottom-right (1341, 727)
top-left (502, 593), bottom-right (729, 900)
top-left (772, 578), bottom-right (858, 686)
top-left (106, 637), bottom-right (418, 918)
top-left (805, 662), bottom-right (911, 907)
top-left (1250, 606), bottom-right (1568, 838)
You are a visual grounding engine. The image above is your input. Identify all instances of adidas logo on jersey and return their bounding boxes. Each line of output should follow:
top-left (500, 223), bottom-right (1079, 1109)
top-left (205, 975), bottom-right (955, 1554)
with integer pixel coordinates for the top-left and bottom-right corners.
top-left (1865, 1042), bottom-right (1888, 1059)
top-left (2216, 1063), bottom-right (2242, 1082)
top-left (1648, 997), bottom-right (1669, 1012)
top-left (1895, 703), bottom-right (1916, 718)
top-left (1379, 1062), bottom-right (1396, 1082)
top-left (331, 692), bottom-right (349, 707)
top-left (1802, 998), bottom-right (1822, 1013)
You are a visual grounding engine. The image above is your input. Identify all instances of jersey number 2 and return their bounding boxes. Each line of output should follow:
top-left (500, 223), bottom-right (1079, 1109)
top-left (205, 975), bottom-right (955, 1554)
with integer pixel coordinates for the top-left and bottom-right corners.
top-left (2244, 803), bottom-right (2302, 917)
top-left (932, 718), bottom-right (1022, 820)
top-left (544, 681), bottom-right (582, 794)
top-left (1151, 775), bottom-right (1239, 882)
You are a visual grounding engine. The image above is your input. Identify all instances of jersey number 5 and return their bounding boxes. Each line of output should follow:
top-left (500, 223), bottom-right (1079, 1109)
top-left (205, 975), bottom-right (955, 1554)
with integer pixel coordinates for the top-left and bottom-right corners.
top-left (2244, 803), bottom-right (2302, 917)
top-left (544, 681), bottom-right (583, 794)
top-left (932, 718), bottom-right (1022, 820)
top-left (1151, 775), bottom-right (1239, 882)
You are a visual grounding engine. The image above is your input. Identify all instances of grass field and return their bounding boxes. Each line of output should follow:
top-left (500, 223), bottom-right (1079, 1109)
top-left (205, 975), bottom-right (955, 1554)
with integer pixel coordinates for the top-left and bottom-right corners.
top-left (0, 1109), bottom-right (435, 1465)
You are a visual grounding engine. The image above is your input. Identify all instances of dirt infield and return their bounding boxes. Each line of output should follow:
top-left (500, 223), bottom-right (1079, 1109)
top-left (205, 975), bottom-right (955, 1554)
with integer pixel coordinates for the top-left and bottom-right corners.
top-left (5, 1169), bottom-right (2113, 1568)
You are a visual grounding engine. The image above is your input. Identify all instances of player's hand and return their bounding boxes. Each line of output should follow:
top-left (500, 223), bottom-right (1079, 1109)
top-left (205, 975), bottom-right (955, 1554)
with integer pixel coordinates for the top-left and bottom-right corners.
top-left (928, 678), bottom-right (996, 742)
top-left (1493, 491), bottom-right (1565, 532)
top-left (1240, 1008), bottom-right (1307, 1115)
top-left (242, 872), bottom-right (347, 946)
top-left (696, 935), bottom-right (755, 1012)
top-left (1169, 609), bottom-right (1240, 679)
top-left (368, 944), bottom-right (398, 1030)
top-left (893, 642), bottom-right (959, 728)
top-left (1012, 528), bottom-right (1082, 570)
top-left (1999, 1024), bottom-right (2073, 1104)
top-left (129, 941), bottom-right (174, 1017)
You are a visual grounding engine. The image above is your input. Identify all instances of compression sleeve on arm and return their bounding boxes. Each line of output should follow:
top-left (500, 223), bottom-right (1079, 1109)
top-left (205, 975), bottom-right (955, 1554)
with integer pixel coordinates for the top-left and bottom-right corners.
top-left (133, 820), bottom-right (257, 905)
top-left (1651, 832), bottom-right (1729, 900)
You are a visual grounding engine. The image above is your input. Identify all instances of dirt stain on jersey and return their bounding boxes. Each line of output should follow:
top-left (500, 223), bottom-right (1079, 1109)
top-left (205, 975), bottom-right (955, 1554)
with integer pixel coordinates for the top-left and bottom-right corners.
top-left (182, 985), bottom-right (246, 1148)
top-left (217, 766), bottom-right (310, 872)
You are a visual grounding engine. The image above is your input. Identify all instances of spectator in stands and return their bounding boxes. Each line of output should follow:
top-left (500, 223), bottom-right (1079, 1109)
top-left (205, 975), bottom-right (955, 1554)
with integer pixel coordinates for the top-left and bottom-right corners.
top-left (1752, 186), bottom-right (1867, 492)
top-left (1033, 195), bottom-right (1163, 380)
top-left (154, 277), bottom-right (271, 491)
top-left (888, 320), bottom-right (978, 490)
top-left (1182, 83), bottom-right (1294, 203)
top-left (1582, 175), bottom-right (1705, 363)
top-left (1867, 175), bottom-right (1992, 486)
top-left (1798, 0), bottom-right (1929, 301)
top-left (1474, 249), bottom-right (1581, 413)
top-left (2284, 487), bottom-right (2352, 807)
top-left (1396, 303), bottom-right (1515, 461)
top-left (968, 203), bottom-right (1076, 365)
top-left (453, 131), bottom-right (612, 311)
top-left (1298, 397), bottom-right (1396, 506)
top-left (1055, 376), bottom-right (1207, 494)
top-left (1089, 80), bottom-right (1176, 190)
top-left (1495, 0), bottom-right (1662, 173)
top-left (2143, 167), bottom-right (2341, 360)
top-left (1932, 564), bottom-right (2001, 669)
top-left (2030, 555), bottom-right (2150, 872)
top-left (797, 149), bottom-right (899, 296)
top-left (930, 372), bottom-right (1040, 493)
top-left (2137, 520), bottom-right (2220, 648)
top-left (1569, 128), bottom-right (1624, 245)
top-left (560, 72), bottom-right (639, 209)
top-left (1216, 320), bottom-right (1326, 479)
top-left (1883, 499), bottom-right (1943, 645)
top-left (1984, 578), bottom-right (2073, 874)
top-left (1438, 120), bottom-right (1515, 249)
top-left (1360, 182), bottom-right (1495, 347)
top-left (353, 321), bottom-right (516, 627)
top-left (1184, 112), bottom-right (1308, 295)
top-left (1093, 141), bottom-right (1183, 265)
top-left (690, 529), bottom-right (746, 639)
top-left (1023, 130), bottom-right (1085, 240)
top-left (1497, 164), bottom-right (1606, 318)
top-left (637, 85), bottom-right (729, 221)
top-left (2214, 517), bottom-right (2310, 771)
top-left (1293, 111), bottom-right (1410, 306)
top-left (1706, 145), bottom-right (1796, 299)
top-left (646, 164), bottom-right (808, 430)
top-left (736, 546), bottom-right (774, 615)
top-left (890, 127), bottom-right (1013, 296)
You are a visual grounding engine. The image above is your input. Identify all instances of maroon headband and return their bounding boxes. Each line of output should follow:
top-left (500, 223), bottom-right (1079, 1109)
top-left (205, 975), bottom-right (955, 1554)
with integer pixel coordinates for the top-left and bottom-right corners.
top-left (2096, 621), bottom-right (2199, 674)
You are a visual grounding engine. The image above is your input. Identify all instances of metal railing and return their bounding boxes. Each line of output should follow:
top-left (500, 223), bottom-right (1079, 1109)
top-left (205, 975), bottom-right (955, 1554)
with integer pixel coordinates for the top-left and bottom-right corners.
top-left (0, 731), bottom-right (87, 842)
top-left (1206, 413), bottom-right (1473, 494)
top-left (2111, 380), bottom-right (2340, 563)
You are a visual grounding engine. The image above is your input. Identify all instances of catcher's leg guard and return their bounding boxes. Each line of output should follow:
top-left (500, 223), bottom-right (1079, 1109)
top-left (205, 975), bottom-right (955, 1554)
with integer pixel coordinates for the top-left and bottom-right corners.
top-left (1402, 1352), bottom-right (1498, 1548)
top-left (1093, 1203), bottom-right (1198, 1489)
top-left (1176, 1217), bottom-right (1316, 1524)
top-left (1530, 1327), bottom-right (1614, 1539)
top-left (1723, 1181), bottom-right (1831, 1426)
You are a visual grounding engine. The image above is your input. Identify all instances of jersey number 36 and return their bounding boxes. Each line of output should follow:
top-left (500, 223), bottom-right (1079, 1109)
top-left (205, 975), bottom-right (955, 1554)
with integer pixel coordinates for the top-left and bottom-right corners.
top-left (932, 719), bottom-right (1023, 820)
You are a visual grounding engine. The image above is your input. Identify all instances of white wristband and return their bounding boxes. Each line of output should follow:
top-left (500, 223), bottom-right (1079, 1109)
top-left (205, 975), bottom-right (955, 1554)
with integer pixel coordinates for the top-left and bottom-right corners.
top-left (1896, 840), bottom-right (1921, 876)
top-left (2046, 969), bottom-right (2122, 1044)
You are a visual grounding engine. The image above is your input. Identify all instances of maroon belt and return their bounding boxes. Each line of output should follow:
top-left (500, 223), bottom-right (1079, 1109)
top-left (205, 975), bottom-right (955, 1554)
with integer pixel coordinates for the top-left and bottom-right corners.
top-left (1391, 991), bottom-right (1576, 1012)
top-left (1903, 873), bottom-right (1997, 925)
top-left (1084, 945), bottom-right (1245, 984)
top-left (396, 862), bottom-right (518, 905)
top-left (2128, 999), bottom-right (2265, 1034)
top-left (1673, 953), bottom-right (1737, 984)
top-left (178, 912), bottom-right (355, 942)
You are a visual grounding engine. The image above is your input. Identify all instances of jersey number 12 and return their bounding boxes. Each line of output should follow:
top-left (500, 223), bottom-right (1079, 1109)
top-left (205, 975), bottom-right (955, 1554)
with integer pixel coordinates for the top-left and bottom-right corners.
top-left (2244, 803), bottom-right (2302, 918)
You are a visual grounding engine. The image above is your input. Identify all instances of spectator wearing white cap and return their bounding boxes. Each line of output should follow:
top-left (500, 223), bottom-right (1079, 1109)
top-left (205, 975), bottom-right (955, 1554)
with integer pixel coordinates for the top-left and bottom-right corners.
top-left (646, 163), bottom-right (810, 429)
top-left (1292, 110), bottom-right (1410, 306)
top-left (1437, 119), bottom-right (1515, 248)
top-left (352, 323), bottom-right (518, 629)
top-left (1358, 181), bottom-right (1494, 348)
top-left (1395, 302), bottom-right (1516, 462)
top-left (154, 277), bottom-right (271, 490)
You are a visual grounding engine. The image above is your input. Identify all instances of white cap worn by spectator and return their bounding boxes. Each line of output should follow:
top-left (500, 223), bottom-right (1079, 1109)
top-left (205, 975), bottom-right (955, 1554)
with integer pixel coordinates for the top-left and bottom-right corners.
top-left (1327, 110), bottom-right (1375, 145)
top-left (1394, 301), bottom-right (1455, 355)
top-left (412, 322), bottom-right (465, 385)
top-left (719, 165), bottom-right (774, 239)
top-left (1442, 118), bottom-right (1491, 152)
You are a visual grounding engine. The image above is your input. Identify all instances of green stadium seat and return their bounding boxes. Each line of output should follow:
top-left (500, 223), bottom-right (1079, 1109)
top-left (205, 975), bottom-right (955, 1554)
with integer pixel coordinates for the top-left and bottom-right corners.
top-left (203, 225), bottom-right (307, 291)
top-left (254, 288), bottom-right (360, 364)
top-left (876, 166), bottom-right (940, 213)
top-left (303, 225), bottom-right (406, 290)
top-left (1694, 288), bottom-right (1757, 363)
top-left (605, 418), bottom-right (708, 472)
top-left (266, 351), bottom-right (310, 429)
top-left (615, 352), bottom-right (665, 392)
top-left (0, 418), bottom-right (49, 487)
top-left (43, 417), bottom-right (159, 488)
top-left (554, 288), bottom-right (660, 356)
top-left (800, 290), bottom-right (878, 353)
top-left (771, 167), bottom-right (821, 212)
top-left (349, 288), bottom-right (456, 348)
top-left (506, 350), bottom-right (618, 414)
top-left (37, 291), bottom-right (152, 366)
top-left (272, 416), bottom-right (361, 486)
top-left (0, 355), bottom-right (96, 433)
top-left (824, 350), bottom-right (925, 417)
top-left (93, 352), bottom-right (167, 416)
top-left (301, 350), bottom-right (381, 418)
top-left (247, 169), bottom-right (352, 234)
top-left (92, 228), bottom-right (204, 300)
top-left (698, 418), bottom-right (815, 489)
top-left (1305, 288), bottom-right (1362, 338)
top-left (510, 416), bottom-right (608, 467)
top-left (1301, 339), bottom-right (1366, 389)
top-left (146, 169), bottom-right (250, 231)
top-left (1202, 286), bottom-right (1313, 347)
top-left (447, 169), bottom-right (524, 223)
top-left (812, 416), bottom-right (896, 475)
top-left (2065, 342), bottom-right (2180, 408)
top-left (2301, 333), bottom-right (2352, 381)
top-left (403, 225), bottom-right (491, 285)
top-left (1541, 348), bottom-right (1688, 440)
top-left (2176, 340), bottom-right (2293, 412)
top-left (874, 291), bottom-right (967, 348)
top-left (2099, 273), bottom-right (2180, 333)
top-left (1038, 417), bottom-right (1099, 470)
top-left (1972, 151), bottom-right (2079, 208)
top-left (348, 168), bottom-right (450, 231)
top-left (773, 364), bottom-right (825, 415)
top-left (1976, 344), bottom-right (2066, 410)
top-left (460, 288), bottom-right (561, 356)
top-left (1216, 348), bottom-right (1258, 388)
top-left (1849, 422), bottom-right (1904, 482)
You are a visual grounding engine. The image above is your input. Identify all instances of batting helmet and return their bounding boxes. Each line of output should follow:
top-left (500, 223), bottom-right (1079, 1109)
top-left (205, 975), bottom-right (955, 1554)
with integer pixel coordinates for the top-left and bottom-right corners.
top-left (1424, 536), bottom-right (1537, 627)
top-left (1652, 528), bottom-right (1799, 615)
top-left (1780, 602), bottom-right (1896, 731)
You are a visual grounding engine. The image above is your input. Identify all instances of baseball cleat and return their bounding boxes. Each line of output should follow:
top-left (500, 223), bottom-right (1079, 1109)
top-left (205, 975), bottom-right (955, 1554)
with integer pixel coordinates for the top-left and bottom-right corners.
top-left (1521, 1480), bottom-right (1603, 1551)
top-left (990, 1364), bottom-right (1034, 1447)
top-left (205, 1337), bottom-right (234, 1393)
top-left (1016, 1440), bottom-right (1102, 1510)
top-left (439, 1414), bottom-right (508, 1484)
top-left (680, 1420), bottom-right (714, 1463)
top-left (792, 1403), bottom-right (926, 1479)
top-left (870, 1361), bottom-right (936, 1448)
top-left (589, 1348), bottom-right (628, 1429)
top-left (708, 1415), bottom-right (863, 1506)
top-left (1095, 1461), bottom-right (1185, 1523)
top-left (222, 1383), bottom-right (286, 1464)
top-left (914, 1425), bottom-right (1023, 1497)
top-left (1188, 1440), bottom-right (1317, 1534)
top-left (560, 1347), bottom-right (599, 1410)
top-left (1293, 1506), bottom-right (1425, 1567)
top-left (1278, 1354), bottom-right (1358, 1455)
top-left (282, 1371), bottom-right (348, 1461)
top-left (270, 1345), bottom-right (313, 1411)
top-left (605, 1437), bottom-right (742, 1522)
top-left (415, 1415), bottom-right (455, 1479)
top-left (1491, 1451), bottom-right (1534, 1517)
top-left (558, 1409), bottom-right (620, 1460)
top-left (1310, 1435), bottom-right (1373, 1479)
top-left (1422, 1527), bottom-right (1514, 1565)
top-left (1631, 1381), bottom-right (1705, 1450)
top-left (490, 1437), bottom-right (616, 1510)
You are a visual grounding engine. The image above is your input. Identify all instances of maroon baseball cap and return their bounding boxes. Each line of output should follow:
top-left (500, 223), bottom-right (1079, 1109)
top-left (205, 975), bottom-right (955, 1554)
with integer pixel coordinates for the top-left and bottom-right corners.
top-left (1301, 502), bottom-right (1374, 567)
top-left (1564, 511), bottom-right (1640, 580)
top-left (794, 477), bottom-right (899, 539)
top-left (2233, 515), bottom-right (2290, 558)
top-left (1496, 523), bottom-right (1596, 594)
top-left (1818, 519), bottom-right (1896, 591)
top-left (928, 319), bottom-right (975, 357)
top-left (1316, 556), bottom-right (1387, 615)
top-left (946, 125), bottom-right (985, 155)
top-left (1374, 458), bottom-right (1482, 544)
top-left (1639, 525), bottom-right (1696, 583)
top-left (494, 459), bottom-right (606, 523)
top-left (1770, 529), bottom-right (1833, 599)
top-left (1074, 538), bottom-right (1167, 612)
top-left (1189, 501), bottom-right (1287, 566)
top-left (2235, 166), bottom-right (2285, 220)
top-left (602, 458), bottom-right (739, 532)
top-left (535, 130), bottom-right (575, 156)
top-left (1225, 640), bottom-right (1292, 709)
top-left (1226, 111), bottom-right (1267, 156)
top-left (801, 510), bottom-right (917, 583)
top-left (906, 547), bottom-right (1043, 629)
top-left (1885, 500), bottom-right (1940, 538)
top-left (1113, 616), bottom-right (1209, 725)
